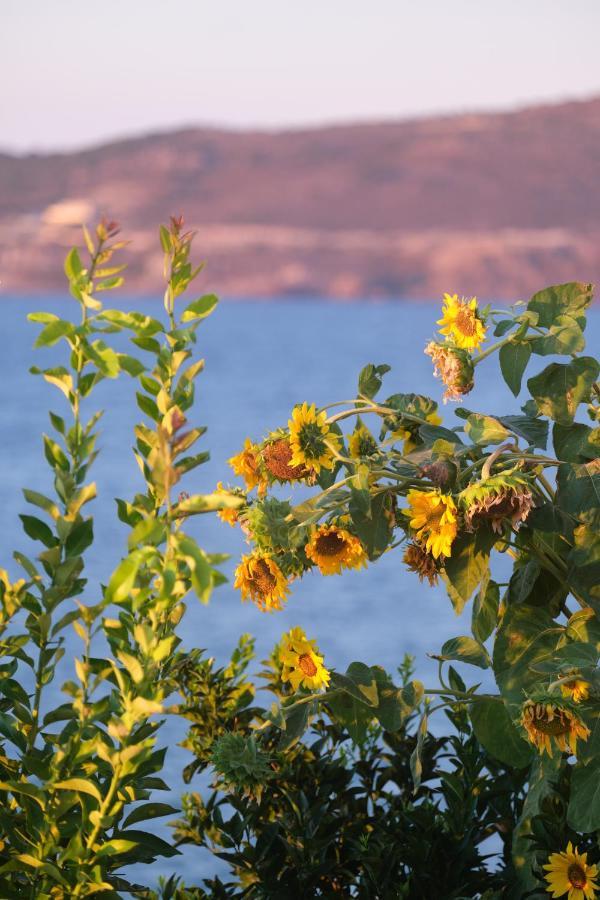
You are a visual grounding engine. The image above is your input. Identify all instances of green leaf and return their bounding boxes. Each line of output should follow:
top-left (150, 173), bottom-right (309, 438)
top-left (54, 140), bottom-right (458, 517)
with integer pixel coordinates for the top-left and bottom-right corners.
top-left (553, 423), bottom-right (600, 463)
top-left (493, 604), bottom-right (562, 705)
top-left (176, 534), bottom-right (213, 603)
top-left (358, 363), bottom-right (391, 399)
top-left (507, 559), bottom-right (542, 605)
top-left (105, 550), bottom-right (145, 605)
top-left (19, 515), bottom-right (57, 548)
top-left (64, 247), bottom-right (84, 281)
top-left (499, 341), bottom-right (531, 396)
top-left (464, 413), bottom-right (509, 446)
top-left (527, 357), bottom-right (600, 426)
top-left (99, 310), bottom-right (164, 335)
top-left (470, 698), bottom-right (533, 767)
top-left (122, 802), bottom-right (179, 829)
top-left (442, 528), bottom-right (495, 612)
top-left (527, 281), bottom-right (592, 329)
top-left (530, 314), bottom-right (586, 356)
top-left (472, 579), bottom-right (499, 643)
top-left (557, 460), bottom-right (600, 519)
top-left (497, 415), bottom-right (548, 450)
top-left (181, 294), bottom-right (219, 323)
top-left (439, 635), bottom-right (490, 669)
top-left (64, 518), bottom-right (94, 557)
top-left (568, 759), bottom-right (600, 832)
top-left (53, 778), bottom-right (102, 804)
top-left (34, 319), bottom-right (75, 348)
top-left (512, 755), bottom-right (563, 892)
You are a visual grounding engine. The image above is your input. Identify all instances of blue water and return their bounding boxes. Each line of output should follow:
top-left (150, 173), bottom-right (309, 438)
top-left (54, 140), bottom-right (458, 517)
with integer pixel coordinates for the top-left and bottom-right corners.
top-left (1, 297), bottom-right (598, 887)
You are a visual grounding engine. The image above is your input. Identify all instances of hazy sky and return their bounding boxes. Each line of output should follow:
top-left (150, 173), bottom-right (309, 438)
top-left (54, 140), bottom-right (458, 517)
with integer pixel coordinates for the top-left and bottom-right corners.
top-left (2, 0), bottom-right (600, 152)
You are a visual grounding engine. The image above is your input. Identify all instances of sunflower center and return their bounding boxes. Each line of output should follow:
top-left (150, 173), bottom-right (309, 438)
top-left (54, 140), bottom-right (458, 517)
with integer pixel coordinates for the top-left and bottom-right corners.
top-left (263, 439), bottom-right (307, 480)
top-left (568, 864), bottom-right (587, 889)
top-left (315, 531), bottom-right (346, 557)
top-left (299, 423), bottom-right (327, 458)
top-left (455, 307), bottom-right (477, 336)
top-left (423, 503), bottom-right (445, 530)
top-left (250, 559), bottom-right (276, 594)
top-left (298, 653), bottom-right (318, 677)
top-left (532, 710), bottom-right (571, 736)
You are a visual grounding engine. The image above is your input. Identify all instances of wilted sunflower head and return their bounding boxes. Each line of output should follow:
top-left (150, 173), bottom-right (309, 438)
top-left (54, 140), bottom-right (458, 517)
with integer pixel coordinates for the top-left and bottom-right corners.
top-left (349, 421), bottom-right (378, 459)
top-left (305, 523), bottom-right (367, 575)
top-left (404, 489), bottom-right (458, 559)
top-left (229, 439), bottom-right (267, 495)
top-left (425, 342), bottom-right (475, 403)
top-left (262, 437), bottom-right (310, 483)
top-left (234, 553), bottom-right (290, 612)
top-left (288, 403), bottom-right (341, 474)
top-left (279, 625), bottom-right (330, 691)
top-left (460, 472), bottom-right (534, 534)
top-left (544, 842), bottom-right (599, 900)
top-left (437, 293), bottom-right (487, 351)
top-left (403, 542), bottom-right (443, 586)
top-left (520, 697), bottom-right (590, 758)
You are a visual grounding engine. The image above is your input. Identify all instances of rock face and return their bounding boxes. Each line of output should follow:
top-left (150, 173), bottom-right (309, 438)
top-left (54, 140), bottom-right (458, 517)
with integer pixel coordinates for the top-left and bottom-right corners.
top-left (1, 97), bottom-right (599, 299)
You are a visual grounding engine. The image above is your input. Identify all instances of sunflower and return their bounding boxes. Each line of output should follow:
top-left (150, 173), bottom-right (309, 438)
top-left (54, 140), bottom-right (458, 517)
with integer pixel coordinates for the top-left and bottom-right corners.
top-left (437, 293), bottom-right (487, 350)
top-left (460, 472), bottom-right (534, 534)
top-left (215, 482), bottom-right (240, 527)
top-left (234, 553), bottom-right (290, 612)
top-left (393, 410), bottom-right (442, 454)
top-left (229, 439), bottom-right (266, 495)
top-left (404, 489), bottom-right (458, 559)
top-left (305, 524), bottom-right (367, 575)
top-left (425, 342), bottom-right (475, 402)
top-left (544, 842), bottom-right (598, 900)
top-left (349, 421), bottom-right (378, 459)
top-left (561, 676), bottom-right (591, 704)
top-left (262, 437), bottom-right (309, 483)
top-left (403, 541), bottom-right (443, 586)
top-left (520, 699), bottom-right (590, 757)
top-left (288, 403), bottom-right (341, 474)
top-left (280, 626), bottom-right (330, 691)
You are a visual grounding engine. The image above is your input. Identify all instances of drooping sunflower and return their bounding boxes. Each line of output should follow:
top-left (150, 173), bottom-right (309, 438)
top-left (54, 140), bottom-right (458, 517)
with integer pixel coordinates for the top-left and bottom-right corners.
top-left (404, 489), bottom-right (458, 559)
top-left (305, 523), bottom-right (367, 576)
top-left (234, 553), bottom-right (290, 612)
top-left (437, 293), bottom-right (487, 350)
top-left (544, 842), bottom-right (598, 900)
top-left (403, 541), bottom-right (443, 586)
top-left (349, 421), bottom-right (378, 459)
top-left (393, 410), bottom-right (442, 454)
top-left (261, 437), bottom-right (310, 483)
top-left (561, 676), bottom-right (591, 704)
top-left (279, 625), bottom-right (330, 691)
top-left (460, 472), bottom-right (534, 534)
top-left (288, 403), bottom-right (341, 474)
top-left (520, 699), bottom-right (590, 757)
top-left (229, 439), bottom-right (266, 495)
top-left (425, 341), bottom-right (475, 402)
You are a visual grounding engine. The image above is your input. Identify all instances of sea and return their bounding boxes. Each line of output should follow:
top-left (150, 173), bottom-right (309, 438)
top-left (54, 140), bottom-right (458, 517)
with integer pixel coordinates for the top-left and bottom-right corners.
top-left (1, 296), bottom-right (598, 888)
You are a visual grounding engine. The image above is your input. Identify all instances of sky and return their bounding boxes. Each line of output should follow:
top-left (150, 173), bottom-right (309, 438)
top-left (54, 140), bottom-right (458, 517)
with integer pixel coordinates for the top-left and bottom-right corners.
top-left (2, 0), bottom-right (600, 153)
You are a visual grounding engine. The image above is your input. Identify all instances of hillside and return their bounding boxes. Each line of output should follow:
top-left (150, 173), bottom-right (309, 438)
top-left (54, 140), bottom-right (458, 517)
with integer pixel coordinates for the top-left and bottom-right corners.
top-left (1, 97), bottom-right (599, 298)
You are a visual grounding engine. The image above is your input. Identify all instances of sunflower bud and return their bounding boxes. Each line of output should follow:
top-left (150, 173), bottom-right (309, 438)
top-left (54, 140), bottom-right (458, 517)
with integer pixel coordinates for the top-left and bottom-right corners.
top-left (425, 341), bottom-right (474, 402)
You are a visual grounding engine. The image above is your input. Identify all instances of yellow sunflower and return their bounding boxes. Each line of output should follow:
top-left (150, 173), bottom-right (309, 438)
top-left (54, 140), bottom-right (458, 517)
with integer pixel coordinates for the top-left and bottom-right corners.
top-left (393, 410), bottom-right (442, 454)
top-left (234, 553), bottom-right (290, 612)
top-left (349, 421), bottom-right (378, 459)
top-left (280, 626), bottom-right (330, 691)
top-left (229, 439), bottom-right (266, 495)
top-left (544, 842), bottom-right (598, 900)
top-left (437, 293), bottom-right (487, 350)
top-left (305, 524), bottom-right (367, 575)
top-left (520, 699), bottom-right (590, 758)
top-left (404, 489), bottom-right (458, 559)
top-left (288, 403), bottom-right (341, 474)
top-left (561, 676), bottom-right (591, 704)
